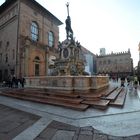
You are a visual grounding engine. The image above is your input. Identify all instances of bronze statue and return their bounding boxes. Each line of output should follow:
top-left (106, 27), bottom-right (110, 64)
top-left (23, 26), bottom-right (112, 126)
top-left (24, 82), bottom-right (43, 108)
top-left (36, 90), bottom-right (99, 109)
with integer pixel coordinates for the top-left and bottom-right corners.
top-left (65, 3), bottom-right (73, 40)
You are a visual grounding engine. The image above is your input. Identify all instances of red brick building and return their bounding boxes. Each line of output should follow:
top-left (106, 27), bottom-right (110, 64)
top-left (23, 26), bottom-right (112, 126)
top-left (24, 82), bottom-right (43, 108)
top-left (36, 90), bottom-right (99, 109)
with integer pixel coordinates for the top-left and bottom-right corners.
top-left (0, 0), bottom-right (62, 81)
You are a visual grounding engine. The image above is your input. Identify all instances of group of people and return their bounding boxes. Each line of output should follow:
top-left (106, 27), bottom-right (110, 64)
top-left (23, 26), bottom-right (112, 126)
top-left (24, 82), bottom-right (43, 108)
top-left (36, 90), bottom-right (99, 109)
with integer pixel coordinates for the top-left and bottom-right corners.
top-left (120, 75), bottom-right (139, 90)
top-left (2, 75), bottom-right (25, 88)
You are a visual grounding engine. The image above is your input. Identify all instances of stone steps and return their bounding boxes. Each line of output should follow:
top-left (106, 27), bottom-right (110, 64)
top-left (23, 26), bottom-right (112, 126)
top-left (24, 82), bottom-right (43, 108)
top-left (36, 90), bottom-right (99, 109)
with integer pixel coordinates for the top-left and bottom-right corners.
top-left (16, 89), bottom-right (80, 98)
top-left (100, 87), bottom-right (118, 96)
top-left (0, 86), bottom-right (127, 110)
top-left (78, 87), bottom-right (117, 100)
top-left (109, 88), bottom-right (127, 107)
top-left (0, 92), bottom-right (89, 111)
top-left (3, 90), bottom-right (83, 104)
top-left (101, 87), bottom-right (123, 101)
top-left (82, 99), bottom-right (110, 110)
top-left (81, 87), bottom-right (125, 109)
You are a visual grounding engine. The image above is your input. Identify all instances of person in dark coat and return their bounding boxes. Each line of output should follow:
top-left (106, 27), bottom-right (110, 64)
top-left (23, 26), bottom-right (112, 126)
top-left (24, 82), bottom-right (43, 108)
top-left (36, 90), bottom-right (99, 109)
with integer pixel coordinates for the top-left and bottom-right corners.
top-left (20, 77), bottom-right (25, 88)
top-left (120, 76), bottom-right (125, 87)
top-left (12, 75), bottom-right (16, 88)
top-left (133, 75), bottom-right (138, 90)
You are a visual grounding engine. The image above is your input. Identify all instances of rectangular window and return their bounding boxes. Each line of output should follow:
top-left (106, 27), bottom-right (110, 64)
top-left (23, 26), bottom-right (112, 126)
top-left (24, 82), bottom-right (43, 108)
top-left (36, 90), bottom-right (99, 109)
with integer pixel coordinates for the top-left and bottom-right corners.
top-left (12, 49), bottom-right (15, 60)
top-left (0, 41), bottom-right (2, 47)
top-left (35, 64), bottom-right (39, 76)
top-left (0, 53), bottom-right (2, 62)
top-left (5, 41), bottom-right (9, 51)
top-left (0, 70), bottom-right (2, 82)
top-left (48, 31), bottom-right (54, 47)
top-left (4, 69), bottom-right (8, 80)
top-left (31, 22), bottom-right (39, 42)
top-left (5, 54), bottom-right (8, 63)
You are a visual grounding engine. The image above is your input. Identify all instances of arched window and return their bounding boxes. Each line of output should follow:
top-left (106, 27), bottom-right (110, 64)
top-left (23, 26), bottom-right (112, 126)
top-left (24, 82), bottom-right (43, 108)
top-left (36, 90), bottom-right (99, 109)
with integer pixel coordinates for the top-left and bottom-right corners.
top-left (31, 22), bottom-right (39, 41)
top-left (48, 31), bottom-right (54, 47)
top-left (34, 56), bottom-right (40, 61)
top-left (34, 56), bottom-right (40, 76)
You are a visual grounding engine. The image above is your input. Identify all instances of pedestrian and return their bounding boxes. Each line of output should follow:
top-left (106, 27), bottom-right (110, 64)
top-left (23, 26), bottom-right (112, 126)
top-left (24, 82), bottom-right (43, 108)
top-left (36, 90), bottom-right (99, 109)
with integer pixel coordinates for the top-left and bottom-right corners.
top-left (127, 75), bottom-right (131, 86)
top-left (138, 75), bottom-right (140, 86)
top-left (120, 76), bottom-right (125, 87)
top-left (20, 77), bottom-right (25, 88)
top-left (128, 75), bottom-right (133, 91)
top-left (133, 75), bottom-right (138, 91)
top-left (12, 75), bottom-right (16, 88)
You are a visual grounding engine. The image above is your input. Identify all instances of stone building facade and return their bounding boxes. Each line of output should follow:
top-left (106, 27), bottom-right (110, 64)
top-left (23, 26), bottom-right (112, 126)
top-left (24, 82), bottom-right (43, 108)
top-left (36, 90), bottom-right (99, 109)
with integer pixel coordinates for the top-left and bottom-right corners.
top-left (96, 50), bottom-right (133, 77)
top-left (0, 0), bottom-right (62, 81)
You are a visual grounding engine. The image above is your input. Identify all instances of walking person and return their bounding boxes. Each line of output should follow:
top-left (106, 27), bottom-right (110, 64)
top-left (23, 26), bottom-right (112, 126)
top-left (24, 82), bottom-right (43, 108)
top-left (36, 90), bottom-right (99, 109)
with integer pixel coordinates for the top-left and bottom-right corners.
top-left (128, 75), bottom-right (133, 91)
top-left (138, 75), bottom-right (140, 86)
top-left (120, 76), bottom-right (125, 87)
top-left (133, 75), bottom-right (138, 92)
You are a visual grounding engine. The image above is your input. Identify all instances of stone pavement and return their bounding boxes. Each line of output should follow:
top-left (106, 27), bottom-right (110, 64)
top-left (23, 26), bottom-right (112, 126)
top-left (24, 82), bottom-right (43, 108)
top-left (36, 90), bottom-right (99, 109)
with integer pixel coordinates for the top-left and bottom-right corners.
top-left (0, 104), bottom-right (40, 140)
top-left (35, 120), bottom-right (140, 140)
top-left (1, 81), bottom-right (140, 139)
top-left (0, 104), bottom-right (140, 140)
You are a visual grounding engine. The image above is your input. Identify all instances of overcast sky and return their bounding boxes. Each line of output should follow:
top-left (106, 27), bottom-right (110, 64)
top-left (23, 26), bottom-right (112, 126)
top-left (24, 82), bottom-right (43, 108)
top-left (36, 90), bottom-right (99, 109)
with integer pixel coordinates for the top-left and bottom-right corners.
top-left (0, 0), bottom-right (140, 66)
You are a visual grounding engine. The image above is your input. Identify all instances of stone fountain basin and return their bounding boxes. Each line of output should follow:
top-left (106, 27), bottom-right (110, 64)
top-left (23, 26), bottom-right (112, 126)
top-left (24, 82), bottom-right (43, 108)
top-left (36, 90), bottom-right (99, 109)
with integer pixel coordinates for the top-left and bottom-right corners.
top-left (25, 76), bottom-right (109, 91)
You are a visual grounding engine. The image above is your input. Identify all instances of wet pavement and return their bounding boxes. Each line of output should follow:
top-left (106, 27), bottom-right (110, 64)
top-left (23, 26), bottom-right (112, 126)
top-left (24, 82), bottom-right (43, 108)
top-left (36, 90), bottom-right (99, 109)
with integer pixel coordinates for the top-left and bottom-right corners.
top-left (0, 80), bottom-right (140, 139)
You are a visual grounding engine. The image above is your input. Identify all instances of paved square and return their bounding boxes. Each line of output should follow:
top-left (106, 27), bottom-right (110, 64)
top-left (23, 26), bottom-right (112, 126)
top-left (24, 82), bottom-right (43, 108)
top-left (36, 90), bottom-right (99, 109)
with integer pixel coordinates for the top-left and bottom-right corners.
top-left (1, 81), bottom-right (140, 139)
top-left (0, 104), bottom-right (40, 140)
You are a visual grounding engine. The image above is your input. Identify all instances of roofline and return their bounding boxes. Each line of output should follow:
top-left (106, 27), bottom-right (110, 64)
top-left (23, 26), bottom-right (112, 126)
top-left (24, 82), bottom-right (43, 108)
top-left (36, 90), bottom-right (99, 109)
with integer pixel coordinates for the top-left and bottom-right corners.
top-left (0, 0), bottom-right (63, 26)
top-left (30, 0), bottom-right (63, 26)
top-left (0, 0), bottom-right (17, 14)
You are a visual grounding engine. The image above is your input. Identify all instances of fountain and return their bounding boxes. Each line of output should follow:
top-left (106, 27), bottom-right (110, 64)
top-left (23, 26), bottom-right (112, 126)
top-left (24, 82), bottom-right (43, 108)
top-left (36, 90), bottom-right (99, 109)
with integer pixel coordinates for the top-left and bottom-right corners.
top-left (25, 3), bottom-right (109, 91)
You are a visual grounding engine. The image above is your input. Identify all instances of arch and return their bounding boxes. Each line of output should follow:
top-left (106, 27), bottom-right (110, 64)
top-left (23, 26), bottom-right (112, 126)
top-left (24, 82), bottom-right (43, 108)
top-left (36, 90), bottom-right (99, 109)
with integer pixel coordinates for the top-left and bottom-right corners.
top-left (34, 56), bottom-right (40, 61)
